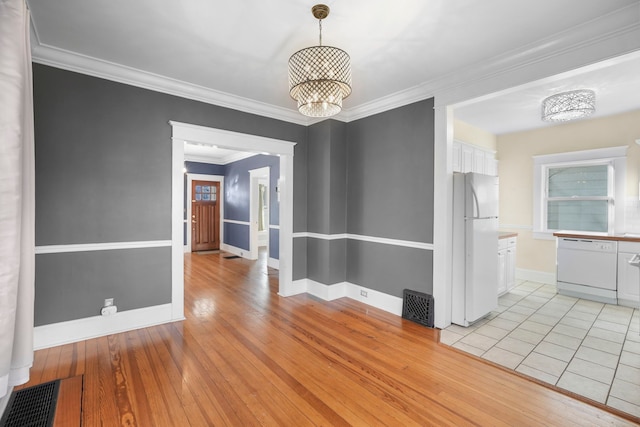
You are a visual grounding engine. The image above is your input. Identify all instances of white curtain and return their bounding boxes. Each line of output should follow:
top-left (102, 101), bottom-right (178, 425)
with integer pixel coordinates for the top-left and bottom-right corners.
top-left (0, 0), bottom-right (35, 399)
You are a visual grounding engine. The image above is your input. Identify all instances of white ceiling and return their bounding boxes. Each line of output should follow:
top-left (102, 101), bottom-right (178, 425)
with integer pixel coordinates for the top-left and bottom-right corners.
top-left (183, 142), bottom-right (257, 165)
top-left (27, 0), bottom-right (640, 133)
top-left (454, 52), bottom-right (640, 135)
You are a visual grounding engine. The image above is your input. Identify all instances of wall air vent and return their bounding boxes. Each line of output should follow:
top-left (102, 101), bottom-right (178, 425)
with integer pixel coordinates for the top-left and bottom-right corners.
top-left (402, 289), bottom-right (434, 328)
top-left (0, 380), bottom-right (60, 427)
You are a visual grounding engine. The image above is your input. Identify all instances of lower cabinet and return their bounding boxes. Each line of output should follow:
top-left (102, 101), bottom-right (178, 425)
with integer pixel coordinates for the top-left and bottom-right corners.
top-left (617, 241), bottom-right (640, 307)
top-left (498, 236), bottom-right (517, 296)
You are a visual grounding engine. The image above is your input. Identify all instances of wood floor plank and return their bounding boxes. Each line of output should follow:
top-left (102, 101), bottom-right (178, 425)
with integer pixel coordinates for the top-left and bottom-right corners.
top-left (19, 250), bottom-right (640, 426)
top-left (53, 375), bottom-right (82, 427)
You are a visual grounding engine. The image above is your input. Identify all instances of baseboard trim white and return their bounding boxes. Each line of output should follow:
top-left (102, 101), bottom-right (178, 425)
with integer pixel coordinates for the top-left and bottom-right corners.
top-left (220, 243), bottom-right (247, 258)
top-left (268, 257), bottom-right (280, 270)
top-left (617, 298), bottom-right (640, 309)
top-left (516, 268), bottom-right (556, 285)
top-left (280, 279), bottom-right (307, 297)
top-left (307, 280), bottom-right (348, 301)
top-left (34, 303), bottom-right (183, 350)
top-left (288, 278), bottom-right (403, 317)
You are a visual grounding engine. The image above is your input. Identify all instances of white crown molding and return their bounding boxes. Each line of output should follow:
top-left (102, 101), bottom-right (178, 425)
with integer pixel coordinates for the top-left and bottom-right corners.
top-left (344, 3), bottom-right (640, 120)
top-left (30, 4), bottom-right (640, 124)
top-left (30, 42), bottom-right (310, 126)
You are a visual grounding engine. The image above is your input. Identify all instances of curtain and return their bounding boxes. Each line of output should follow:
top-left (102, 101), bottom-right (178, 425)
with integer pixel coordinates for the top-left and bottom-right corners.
top-left (0, 0), bottom-right (35, 400)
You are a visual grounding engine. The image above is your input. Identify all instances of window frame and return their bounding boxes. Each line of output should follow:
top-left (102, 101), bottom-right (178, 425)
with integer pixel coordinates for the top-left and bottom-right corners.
top-left (533, 146), bottom-right (627, 240)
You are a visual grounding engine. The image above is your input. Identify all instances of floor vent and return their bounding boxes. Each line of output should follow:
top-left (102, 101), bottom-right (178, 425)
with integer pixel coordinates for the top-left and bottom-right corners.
top-left (402, 289), bottom-right (434, 328)
top-left (0, 380), bottom-right (60, 427)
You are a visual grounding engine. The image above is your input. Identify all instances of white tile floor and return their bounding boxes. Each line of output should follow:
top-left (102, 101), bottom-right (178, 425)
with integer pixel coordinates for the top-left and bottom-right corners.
top-left (441, 280), bottom-right (640, 418)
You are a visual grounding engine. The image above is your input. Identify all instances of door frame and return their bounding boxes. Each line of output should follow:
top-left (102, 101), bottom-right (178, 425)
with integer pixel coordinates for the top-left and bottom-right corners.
top-left (171, 121), bottom-right (297, 321)
top-left (249, 167), bottom-right (270, 260)
top-left (185, 173), bottom-right (224, 253)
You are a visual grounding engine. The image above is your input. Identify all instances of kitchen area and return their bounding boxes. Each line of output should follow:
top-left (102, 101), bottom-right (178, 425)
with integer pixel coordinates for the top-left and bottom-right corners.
top-left (441, 72), bottom-right (640, 416)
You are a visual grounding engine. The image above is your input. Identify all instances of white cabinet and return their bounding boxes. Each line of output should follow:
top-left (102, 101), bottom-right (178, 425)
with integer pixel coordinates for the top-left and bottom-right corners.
top-left (506, 241), bottom-right (517, 291)
top-left (498, 236), bottom-right (517, 296)
top-left (452, 140), bottom-right (497, 176)
top-left (617, 242), bottom-right (640, 307)
top-left (497, 245), bottom-right (507, 295)
top-left (460, 143), bottom-right (474, 173)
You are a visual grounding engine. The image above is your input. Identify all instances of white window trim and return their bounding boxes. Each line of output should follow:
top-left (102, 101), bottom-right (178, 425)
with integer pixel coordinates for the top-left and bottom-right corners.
top-left (533, 146), bottom-right (627, 240)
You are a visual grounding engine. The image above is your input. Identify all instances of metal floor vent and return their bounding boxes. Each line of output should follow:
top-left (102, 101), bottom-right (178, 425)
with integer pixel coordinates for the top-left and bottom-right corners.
top-left (0, 380), bottom-right (60, 427)
top-left (402, 289), bottom-right (434, 328)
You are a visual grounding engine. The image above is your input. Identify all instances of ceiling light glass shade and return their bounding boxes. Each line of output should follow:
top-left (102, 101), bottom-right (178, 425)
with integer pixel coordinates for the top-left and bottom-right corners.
top-left (288, 46), bottom-right (352, 117)
top-left (541, 89), bottom-right (596, 122)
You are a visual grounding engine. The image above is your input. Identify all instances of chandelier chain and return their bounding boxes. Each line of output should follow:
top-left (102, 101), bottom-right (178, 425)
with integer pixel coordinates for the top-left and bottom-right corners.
top-left (319, 19), bottom-right (322, 46)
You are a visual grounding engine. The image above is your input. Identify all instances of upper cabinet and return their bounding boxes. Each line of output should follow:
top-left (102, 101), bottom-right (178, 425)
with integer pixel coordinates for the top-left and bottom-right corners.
top-left (453, 140), bottom-right (498, 176)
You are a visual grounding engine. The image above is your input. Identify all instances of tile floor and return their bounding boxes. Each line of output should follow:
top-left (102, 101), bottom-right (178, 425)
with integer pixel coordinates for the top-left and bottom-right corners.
top-left (441, 280), bottom-right (640, 417)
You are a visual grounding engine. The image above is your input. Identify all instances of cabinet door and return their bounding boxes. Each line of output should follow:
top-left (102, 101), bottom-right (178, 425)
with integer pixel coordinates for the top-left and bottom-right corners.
top-left (497, 249), bottom-right (507, 295)
top-left (461, 145), bottom-right (474, 173)
top-left (506, 246), bottom-right (517, 291)
top-left (617, 252), bottom-right (640, 306)
top-left (472, 149), bottom-right (485, 174)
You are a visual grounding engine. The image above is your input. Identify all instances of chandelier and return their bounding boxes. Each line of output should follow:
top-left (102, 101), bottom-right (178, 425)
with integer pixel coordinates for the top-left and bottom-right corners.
top-left (541, 89), bottom-right (596, 122)
top-left (288, 4), bottom-right (352, 118)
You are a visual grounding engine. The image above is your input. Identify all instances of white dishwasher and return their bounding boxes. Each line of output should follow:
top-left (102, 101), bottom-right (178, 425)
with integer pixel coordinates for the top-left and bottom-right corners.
top-left (556, 237), bottom-right (618, 304)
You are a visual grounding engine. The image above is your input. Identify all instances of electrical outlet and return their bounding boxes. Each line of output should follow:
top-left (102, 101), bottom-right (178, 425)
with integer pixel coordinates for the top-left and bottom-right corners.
top-left (360, 290), bottom-right (368, 297)
top-left (101, 305), bottom-right (117, 316)
top-left (104, 298), bottom-right (114, 307)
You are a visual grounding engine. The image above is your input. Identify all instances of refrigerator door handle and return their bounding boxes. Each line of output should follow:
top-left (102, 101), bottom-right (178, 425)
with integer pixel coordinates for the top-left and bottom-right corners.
top-left (469, 183), bottom-right (481, 219)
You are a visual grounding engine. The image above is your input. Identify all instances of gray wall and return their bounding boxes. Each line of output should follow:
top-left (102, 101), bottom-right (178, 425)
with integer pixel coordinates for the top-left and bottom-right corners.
top-left (345, 99), bottom-right (435, 297)
top-left (33, 64), bottom-right (306, 325)
top-left (305, 121), bottom-right (348, 285)
top-left (300, 100), bottom-right (435, 295)
top-left (33, 63), bottom-right (434, 326)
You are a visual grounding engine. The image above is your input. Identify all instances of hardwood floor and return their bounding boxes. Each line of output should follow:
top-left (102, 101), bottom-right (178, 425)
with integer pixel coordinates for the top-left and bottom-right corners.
top-left (18, 251), bottom-right (639, 426)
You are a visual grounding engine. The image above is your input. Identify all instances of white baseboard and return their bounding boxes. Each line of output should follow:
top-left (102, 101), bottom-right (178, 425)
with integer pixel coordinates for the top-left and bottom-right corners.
top-left (345, 284), bottom-right (403, 316)
top-left (34, 303), bottom-right (183, 350)
top-left (184, 245), bottom-right (189, 253)
top-left (289, 279), bottom-right (403, 317)
top-left (268, 257), bottom-right (279, 270)
top-left (307, 280), bottom-right (348, 301)
top-left (220, 243), bottom-right (248, 258)
top-left (516, 268), bottom-right (556, 285)
top-left (281, 279), bottom-right (308, 297)
top-left (617, 298), bottom-right (640, 309)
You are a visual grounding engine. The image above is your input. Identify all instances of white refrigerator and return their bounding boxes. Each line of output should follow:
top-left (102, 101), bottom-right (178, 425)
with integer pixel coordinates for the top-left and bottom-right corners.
top-left (452, 172), bottom-right (499, 327)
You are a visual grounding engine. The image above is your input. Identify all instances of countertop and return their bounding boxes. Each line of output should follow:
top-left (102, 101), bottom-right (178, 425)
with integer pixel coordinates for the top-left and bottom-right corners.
top-left (553, 231), bottom-right (640, 243)
top-left (499, 231), bottom-right (518, 240)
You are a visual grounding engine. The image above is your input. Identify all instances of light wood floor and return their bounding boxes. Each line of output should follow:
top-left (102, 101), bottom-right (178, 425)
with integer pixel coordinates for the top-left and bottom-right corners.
top-left (18, 251), bottom-right (640, 426)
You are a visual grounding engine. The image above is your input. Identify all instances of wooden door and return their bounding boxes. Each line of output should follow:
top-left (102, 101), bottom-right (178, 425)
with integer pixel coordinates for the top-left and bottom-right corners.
top-left (191, 180), bottom-right (220, 251)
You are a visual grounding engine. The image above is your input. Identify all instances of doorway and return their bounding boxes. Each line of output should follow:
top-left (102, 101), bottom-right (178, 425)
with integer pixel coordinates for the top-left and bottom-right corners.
top-left (191, 180), bottom-right (220, 252)
top-left (170, 121), bottom-right (297, 321)
top-left (249, 166), bottom-right (270, 261)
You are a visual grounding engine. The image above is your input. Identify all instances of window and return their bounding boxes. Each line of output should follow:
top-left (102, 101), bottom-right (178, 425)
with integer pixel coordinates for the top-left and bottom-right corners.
top-left (533, 147), bottom-right (627, 239)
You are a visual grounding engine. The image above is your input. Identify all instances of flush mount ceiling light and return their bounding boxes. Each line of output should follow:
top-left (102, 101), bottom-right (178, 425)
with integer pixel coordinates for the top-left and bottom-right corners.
top-left (541, 89), bottom-right (596, 122)
top-left (288, 4), bottom-right (352, 118)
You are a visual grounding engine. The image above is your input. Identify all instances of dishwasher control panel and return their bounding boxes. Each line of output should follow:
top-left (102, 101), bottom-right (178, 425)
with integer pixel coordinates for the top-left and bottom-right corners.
top-left (558, 238), bottom-right (617, 253)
